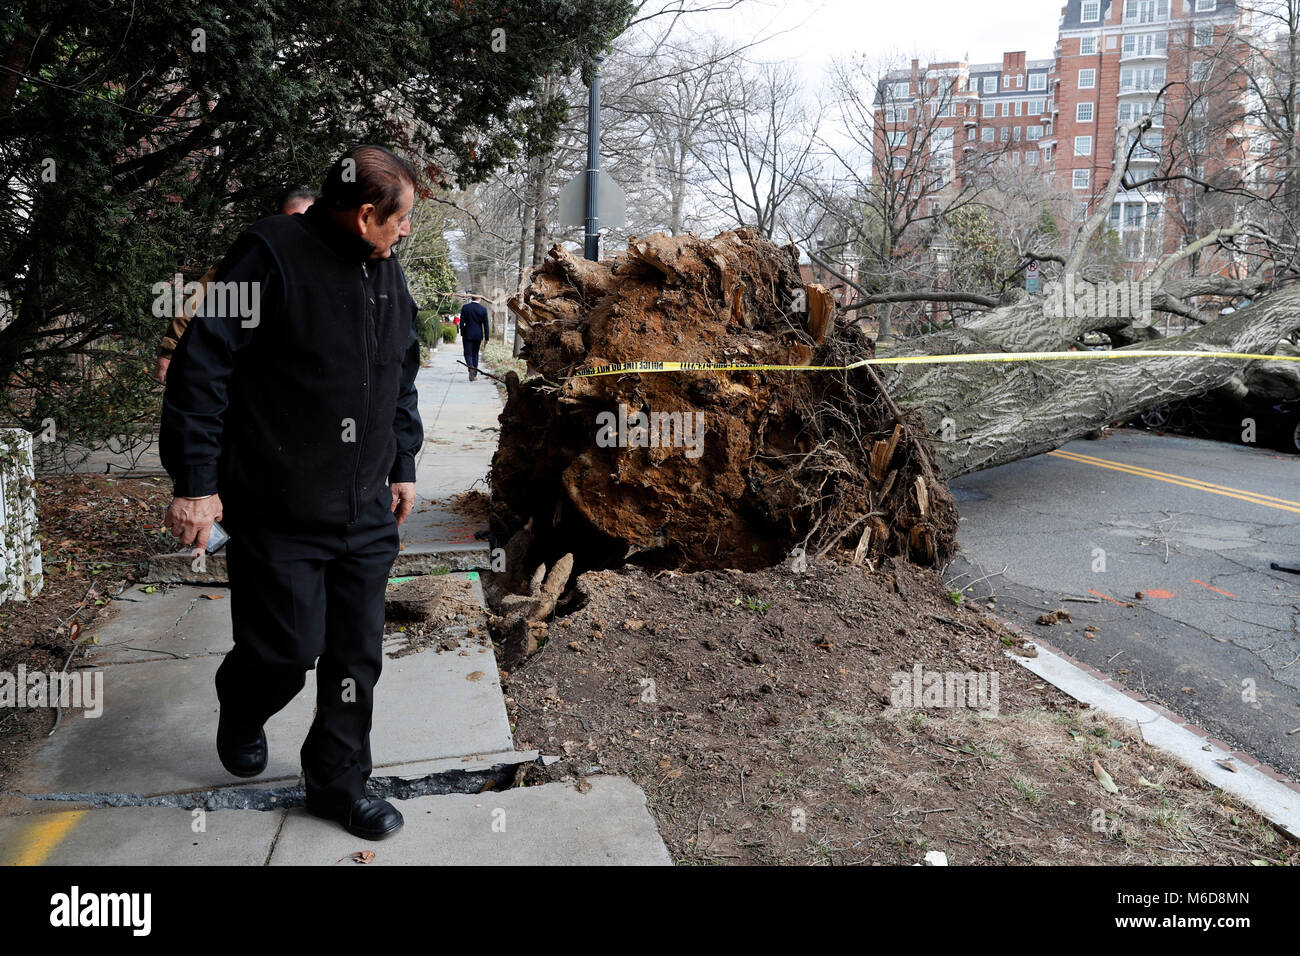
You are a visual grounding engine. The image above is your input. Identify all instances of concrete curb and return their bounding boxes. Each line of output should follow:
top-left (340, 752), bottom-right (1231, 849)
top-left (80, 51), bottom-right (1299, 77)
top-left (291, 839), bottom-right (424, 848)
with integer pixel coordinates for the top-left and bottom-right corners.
top-left (999, 626), bottom-right (1300, 841)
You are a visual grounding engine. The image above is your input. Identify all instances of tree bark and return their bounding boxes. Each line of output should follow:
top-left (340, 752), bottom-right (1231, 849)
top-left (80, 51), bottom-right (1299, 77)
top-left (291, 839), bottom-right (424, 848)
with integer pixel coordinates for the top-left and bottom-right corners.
top-left (881, 287), bottom-right (1300, 478)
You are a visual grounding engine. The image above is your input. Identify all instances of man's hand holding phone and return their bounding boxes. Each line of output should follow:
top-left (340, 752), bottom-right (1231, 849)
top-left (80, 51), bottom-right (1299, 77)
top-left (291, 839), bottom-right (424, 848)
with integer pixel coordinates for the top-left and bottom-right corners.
top-left (165, 494), bottom-right (224, 551)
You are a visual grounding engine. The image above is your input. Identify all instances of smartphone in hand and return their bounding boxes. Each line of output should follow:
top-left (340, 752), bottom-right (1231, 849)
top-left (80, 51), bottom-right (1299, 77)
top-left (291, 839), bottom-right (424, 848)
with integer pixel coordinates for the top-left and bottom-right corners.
top-left (205, 520), bottom-right (230, 554)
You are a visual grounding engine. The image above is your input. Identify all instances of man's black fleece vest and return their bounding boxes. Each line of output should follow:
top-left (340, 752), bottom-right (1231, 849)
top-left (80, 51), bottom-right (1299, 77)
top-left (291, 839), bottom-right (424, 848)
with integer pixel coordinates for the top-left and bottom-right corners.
top-left (219, 207), bottom-right (411, 529)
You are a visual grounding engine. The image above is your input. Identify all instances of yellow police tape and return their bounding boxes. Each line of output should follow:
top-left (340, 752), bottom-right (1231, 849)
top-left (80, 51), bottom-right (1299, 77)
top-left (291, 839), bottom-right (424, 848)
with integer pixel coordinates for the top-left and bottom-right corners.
top-left (575, 349), bottom-right (1300, 377)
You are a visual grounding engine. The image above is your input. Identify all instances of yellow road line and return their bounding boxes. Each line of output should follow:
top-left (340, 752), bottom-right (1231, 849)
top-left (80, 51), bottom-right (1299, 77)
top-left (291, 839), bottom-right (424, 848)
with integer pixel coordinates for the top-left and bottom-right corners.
top-left (1047, 449), bottom-right (1300, 515)
top-left (3, 810), bottom-right (85, 866)
top-left (1052, 448), bottom-right (1300, 507)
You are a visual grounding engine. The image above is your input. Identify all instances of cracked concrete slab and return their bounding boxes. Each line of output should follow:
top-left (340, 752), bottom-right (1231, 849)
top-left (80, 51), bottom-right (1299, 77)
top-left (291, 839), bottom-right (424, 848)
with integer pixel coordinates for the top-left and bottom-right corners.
top-left (268, 776), bottom-right (672, 866)
top-left (0, 807), bottom-right (282, 866)
top-left (86, 584), bottom-right (234, 664)
top-left (11, 637), bottom-right (515, 797)
top-left (10, 655), bottom-right (314, 795)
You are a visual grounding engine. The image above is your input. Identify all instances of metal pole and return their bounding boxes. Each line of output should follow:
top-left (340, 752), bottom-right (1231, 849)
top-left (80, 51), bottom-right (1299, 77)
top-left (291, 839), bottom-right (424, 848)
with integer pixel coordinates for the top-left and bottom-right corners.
top-left (583, 55), bottom-right (604, 261)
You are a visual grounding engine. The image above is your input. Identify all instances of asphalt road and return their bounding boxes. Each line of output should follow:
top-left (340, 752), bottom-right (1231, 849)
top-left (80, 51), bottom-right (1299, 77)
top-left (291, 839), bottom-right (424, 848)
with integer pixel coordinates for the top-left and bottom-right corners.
top-left (948, 427), bottom-right (1300, 778)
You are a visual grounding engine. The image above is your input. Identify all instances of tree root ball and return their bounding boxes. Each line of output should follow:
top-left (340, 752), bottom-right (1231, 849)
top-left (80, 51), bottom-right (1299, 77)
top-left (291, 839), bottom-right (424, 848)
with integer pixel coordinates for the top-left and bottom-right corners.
top-left (489, 228), bottom-right (957, 578)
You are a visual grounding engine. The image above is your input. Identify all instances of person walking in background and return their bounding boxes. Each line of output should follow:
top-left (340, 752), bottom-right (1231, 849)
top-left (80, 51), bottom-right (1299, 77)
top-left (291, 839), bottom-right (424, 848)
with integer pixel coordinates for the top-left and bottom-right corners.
top-left (459, 297), bottom-right (490, 381)
top-left (153, 186), bottom-right (318, 384)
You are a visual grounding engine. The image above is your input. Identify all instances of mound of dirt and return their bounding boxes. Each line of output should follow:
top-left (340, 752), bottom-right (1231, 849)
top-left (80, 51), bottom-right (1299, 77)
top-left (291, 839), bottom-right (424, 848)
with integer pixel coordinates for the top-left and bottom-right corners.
top-left (491, 230), bottom-right (956, 579)
top-left (504, 561), bottom-right (1296, 865)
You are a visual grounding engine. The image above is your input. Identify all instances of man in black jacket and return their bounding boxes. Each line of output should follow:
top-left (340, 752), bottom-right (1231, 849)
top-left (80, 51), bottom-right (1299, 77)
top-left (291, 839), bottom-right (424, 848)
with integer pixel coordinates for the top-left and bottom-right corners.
top-left (159, 145), bottom-right (424, 840)
top-left (459, 298), bottom-right (491, 380)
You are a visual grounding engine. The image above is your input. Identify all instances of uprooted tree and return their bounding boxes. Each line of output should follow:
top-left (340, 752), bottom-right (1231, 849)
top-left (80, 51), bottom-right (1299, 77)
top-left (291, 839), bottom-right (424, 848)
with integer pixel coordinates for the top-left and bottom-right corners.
top-left (493, 230), bottom-right (958, 589)
top-left (488, 96), bottom-right (1300, 625)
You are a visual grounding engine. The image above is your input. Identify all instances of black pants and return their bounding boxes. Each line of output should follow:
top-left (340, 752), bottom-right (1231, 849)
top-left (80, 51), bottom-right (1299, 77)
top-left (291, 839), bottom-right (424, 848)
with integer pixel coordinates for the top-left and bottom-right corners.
top-left (462, 338), bottom-right (482, 375)
top-left (217, 489), bottom-right (399, 805)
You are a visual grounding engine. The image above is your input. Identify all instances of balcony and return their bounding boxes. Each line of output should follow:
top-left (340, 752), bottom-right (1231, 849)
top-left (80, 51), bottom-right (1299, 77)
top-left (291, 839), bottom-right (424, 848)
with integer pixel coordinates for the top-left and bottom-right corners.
top-left (1119, 47), bottom-right (1168, 64)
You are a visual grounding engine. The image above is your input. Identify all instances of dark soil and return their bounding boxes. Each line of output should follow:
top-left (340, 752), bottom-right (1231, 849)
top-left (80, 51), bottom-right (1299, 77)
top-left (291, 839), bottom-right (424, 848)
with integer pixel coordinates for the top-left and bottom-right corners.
top-left (503, 558), bottom-right (1297, 866)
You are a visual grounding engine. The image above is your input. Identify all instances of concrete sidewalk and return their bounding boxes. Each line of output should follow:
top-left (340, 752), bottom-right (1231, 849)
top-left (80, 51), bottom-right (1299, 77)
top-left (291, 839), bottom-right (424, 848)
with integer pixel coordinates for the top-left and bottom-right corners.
top-left (0, 344), bottom-right (671, 866)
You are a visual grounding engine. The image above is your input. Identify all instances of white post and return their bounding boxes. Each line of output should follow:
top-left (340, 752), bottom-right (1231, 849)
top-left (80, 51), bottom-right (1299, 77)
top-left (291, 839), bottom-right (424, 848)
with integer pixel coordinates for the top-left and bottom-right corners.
top-left (0, 428), bottom-right (44, 604)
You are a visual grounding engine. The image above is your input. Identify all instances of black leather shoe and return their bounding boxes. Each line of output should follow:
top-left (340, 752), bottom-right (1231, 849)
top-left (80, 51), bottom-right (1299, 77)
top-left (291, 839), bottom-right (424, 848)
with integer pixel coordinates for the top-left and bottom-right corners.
top-left (216, 720), bottom-right (267, 778)
top-left (305, 794), bottom-right (404, 840)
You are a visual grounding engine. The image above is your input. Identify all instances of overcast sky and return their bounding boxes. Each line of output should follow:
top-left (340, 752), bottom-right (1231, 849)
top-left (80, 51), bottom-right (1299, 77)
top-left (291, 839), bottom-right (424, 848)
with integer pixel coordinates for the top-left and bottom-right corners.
top-left (684, 0), bottom-right (1064, 81)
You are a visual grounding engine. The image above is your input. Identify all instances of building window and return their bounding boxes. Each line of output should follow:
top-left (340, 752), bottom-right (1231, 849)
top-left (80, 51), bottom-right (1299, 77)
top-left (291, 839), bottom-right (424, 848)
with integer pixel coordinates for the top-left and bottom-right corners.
top-left (982, 101), bottom-right (995, 117)
top-left (1014, 126), bottom-right (1022, 140)
top-left (1125, 0), bottom-right (1170, 22)
top-left (892, 156), bottom-right (906, 170)
top-left (1043, 144), bottom-right (1053, 161)
top-left (1075, 135), bottom-right (1093, 155)
top-left (1027, 124), bottom-right (1044, 140)
top-left (1078, 69), bottom-right (1096, 89)
top-left (1077, 102), bottom-right (1094, 122)
top-left (1110, 203), bottom-right (1122, 228)
top-left (1029, 98), bottom-right (1045, 114)
top-left (981, 126), bottom-right (995, 142)
top-left (1194, 24), bottom-right (1213, 47)
top-left (1015, 100), bottom-right (1023, 115)
top-left (1081, 36), bottom-right (1097, 56)
top-left (885, 105), bottom-right (910, 123)
top-left (1082, 1), bottom-right (1101, 21)
top-left (888, 131), bottom-right (908, 148)
top-left (1194, 0), bottom-right (1216, 10)
top-left (1029, 73), bottom-right (1047, 91)
top-left (891, 82), bottom-right (909, 99)
top-left (1000, 126), bottom-right (1010, 141)
top-left (1001, 101), bottom-right (1011, 116)
top-left (1073, 169), bottom-right (1091, 189)
top-left (1026, 150), bottom-right (1040, 166)
top-left (1016, 74), bottom-right (1024, 88)
top-left (983, 76), bottom-right (997, 93)
top-left (1120, 66), bottom-right (1165, 92)
top-left (1191, 97), bottom-right (1208, 117)
top-left (1191, 60), bottom-right (1212, 83)
top-left (1123, 32), bottom-right (1168, 56)
top-left (967, 127), bottom-right (976, 141)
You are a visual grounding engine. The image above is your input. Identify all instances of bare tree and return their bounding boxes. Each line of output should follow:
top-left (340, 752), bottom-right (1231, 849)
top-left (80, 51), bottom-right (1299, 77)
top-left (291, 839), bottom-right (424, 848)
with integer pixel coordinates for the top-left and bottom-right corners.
top-left (692, 59), bottom-right (820, 239)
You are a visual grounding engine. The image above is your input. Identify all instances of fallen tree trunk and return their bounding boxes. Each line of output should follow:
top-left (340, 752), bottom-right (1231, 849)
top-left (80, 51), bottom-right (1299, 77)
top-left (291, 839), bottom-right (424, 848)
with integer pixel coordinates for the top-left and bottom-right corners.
top-left (883, 286), bottom-right (1300, 478)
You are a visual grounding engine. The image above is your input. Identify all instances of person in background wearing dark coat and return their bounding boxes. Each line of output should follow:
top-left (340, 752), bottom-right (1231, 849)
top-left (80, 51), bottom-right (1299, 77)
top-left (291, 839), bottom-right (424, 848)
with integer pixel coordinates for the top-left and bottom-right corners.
top-left (154, 187), bottom-right (317, 384)
top-left (459, 298), bottom-right (490, 381)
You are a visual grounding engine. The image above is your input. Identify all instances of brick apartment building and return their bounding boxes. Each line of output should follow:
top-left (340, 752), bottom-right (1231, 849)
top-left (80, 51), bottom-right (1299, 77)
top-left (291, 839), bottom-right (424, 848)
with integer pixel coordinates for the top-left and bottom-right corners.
top-left (876, 52), bottom-right (1058, 214)
top-left (876, 0), bottom-right (1257, 273)
top-left (1054, 0), bottom-right (1249, 265)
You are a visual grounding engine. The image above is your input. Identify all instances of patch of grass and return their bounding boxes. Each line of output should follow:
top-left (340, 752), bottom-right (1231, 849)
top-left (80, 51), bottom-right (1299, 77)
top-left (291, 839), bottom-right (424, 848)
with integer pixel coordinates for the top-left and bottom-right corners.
top-left (1010, 775), bottom-right (1045, 806)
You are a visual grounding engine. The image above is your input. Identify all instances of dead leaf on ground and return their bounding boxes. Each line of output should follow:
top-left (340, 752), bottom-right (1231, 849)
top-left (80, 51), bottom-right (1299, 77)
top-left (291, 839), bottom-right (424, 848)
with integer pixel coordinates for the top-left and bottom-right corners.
top-left (334, 850), bottom-right (376, 865)
top-left (1092, 759), bottom-right (1119, 793)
